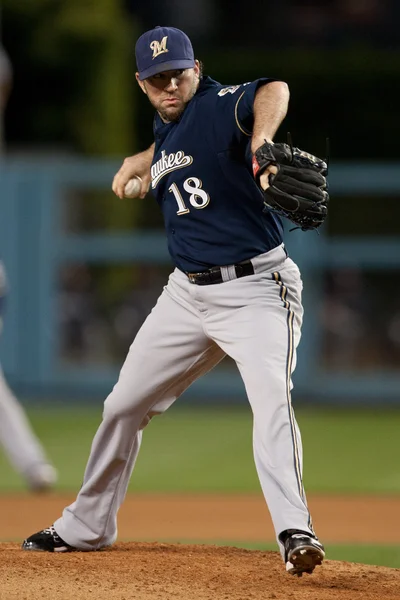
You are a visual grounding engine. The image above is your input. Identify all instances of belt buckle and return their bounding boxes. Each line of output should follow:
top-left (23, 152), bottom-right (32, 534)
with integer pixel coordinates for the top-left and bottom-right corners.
top-left (188, 273), bottom-right (197, 284)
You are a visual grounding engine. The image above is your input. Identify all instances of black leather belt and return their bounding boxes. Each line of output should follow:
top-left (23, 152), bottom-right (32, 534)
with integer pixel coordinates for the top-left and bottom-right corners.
top-left (186, 259), bottom-right (255, 285)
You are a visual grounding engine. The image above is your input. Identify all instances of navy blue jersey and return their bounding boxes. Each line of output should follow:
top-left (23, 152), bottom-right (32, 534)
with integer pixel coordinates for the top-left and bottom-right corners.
top-left (151, 76), bottom-right (284, 273)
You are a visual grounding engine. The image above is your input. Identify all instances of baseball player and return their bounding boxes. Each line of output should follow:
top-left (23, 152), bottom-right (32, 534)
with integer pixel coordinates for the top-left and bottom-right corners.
top-left (0, 43), bottom-right (12, 152)
top-left (0, 263), bottom-right (57, 490)
top-left (0, 44), bottom-right (57, 491)
top-left (23, 26), bottom-right (328, 576)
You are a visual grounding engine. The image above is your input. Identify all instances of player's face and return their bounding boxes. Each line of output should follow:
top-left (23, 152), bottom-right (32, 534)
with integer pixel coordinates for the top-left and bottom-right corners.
top-left (136, 61), bottom-right (201, 122)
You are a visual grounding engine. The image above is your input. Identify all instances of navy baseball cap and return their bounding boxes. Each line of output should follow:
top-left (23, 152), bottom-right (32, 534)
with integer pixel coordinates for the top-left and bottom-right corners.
top-left (135, 26), bottom-right (195, 80)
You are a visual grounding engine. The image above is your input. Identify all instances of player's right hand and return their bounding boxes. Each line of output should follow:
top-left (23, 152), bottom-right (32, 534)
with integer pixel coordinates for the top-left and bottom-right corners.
top-left (259, 165), bottom-right (278, 191)
top-left (112, 156), bottom-right (151, 199)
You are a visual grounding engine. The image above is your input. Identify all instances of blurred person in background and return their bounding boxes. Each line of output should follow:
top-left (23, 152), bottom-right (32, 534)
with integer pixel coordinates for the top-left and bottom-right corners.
top-left (0, 42), bottom-right (12, 152)
top-left (0, 264), bottom-right (57, 491)
top-left (0, 43), bottom-right (57, 491)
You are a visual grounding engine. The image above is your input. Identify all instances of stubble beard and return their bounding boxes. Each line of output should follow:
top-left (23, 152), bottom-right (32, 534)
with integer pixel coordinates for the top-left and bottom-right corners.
top-left (155, 78), bottom-right (199, 123)
top-left (157, 101), bottom-right (187, 123)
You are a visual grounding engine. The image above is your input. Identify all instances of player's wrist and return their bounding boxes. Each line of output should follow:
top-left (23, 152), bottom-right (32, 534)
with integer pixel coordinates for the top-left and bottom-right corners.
top-left (251, 136), bottom-right (274, 154)
top-left (252, 140), bottom-right (276, 181)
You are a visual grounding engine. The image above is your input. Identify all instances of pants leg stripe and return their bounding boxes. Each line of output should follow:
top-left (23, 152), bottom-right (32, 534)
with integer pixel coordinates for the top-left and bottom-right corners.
top-left (272, 272), bottom-right (314, 533)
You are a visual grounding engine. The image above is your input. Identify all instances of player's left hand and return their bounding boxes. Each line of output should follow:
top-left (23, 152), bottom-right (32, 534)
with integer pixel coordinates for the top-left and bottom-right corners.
top-left (252, 141), bottom-right (329, 231)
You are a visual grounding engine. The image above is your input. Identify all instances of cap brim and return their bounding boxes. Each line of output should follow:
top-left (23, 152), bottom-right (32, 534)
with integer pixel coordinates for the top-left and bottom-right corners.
top-left (138, 59), bottom-right (195, 80)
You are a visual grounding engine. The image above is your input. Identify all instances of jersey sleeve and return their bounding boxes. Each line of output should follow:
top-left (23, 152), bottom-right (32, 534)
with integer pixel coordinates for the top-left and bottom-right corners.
top-left (207, 77), bottom-right (278, 150)
top-left (235, 78), bottom-right (277, 136)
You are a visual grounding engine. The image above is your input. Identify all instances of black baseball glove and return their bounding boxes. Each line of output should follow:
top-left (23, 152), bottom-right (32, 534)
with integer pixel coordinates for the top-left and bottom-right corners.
top-left (252, 140), bottom-right (329, 231)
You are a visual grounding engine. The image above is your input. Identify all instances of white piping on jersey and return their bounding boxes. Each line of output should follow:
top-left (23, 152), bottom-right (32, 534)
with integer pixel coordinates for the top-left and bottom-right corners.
top-left (151, 150), bottom-right (193, 188)
top-left (235, 91), bottom-right (252, 136)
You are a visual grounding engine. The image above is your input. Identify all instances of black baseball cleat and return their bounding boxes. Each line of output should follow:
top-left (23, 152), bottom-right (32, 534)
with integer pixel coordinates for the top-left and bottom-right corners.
top-left (280, 530), bottom-right (325, 577)
top-left (22, 526), bottom-right (73, 552)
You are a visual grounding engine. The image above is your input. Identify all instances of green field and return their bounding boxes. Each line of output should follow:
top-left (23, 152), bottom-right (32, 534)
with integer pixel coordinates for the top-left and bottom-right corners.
top-left (1, 404), bottom-right (398, 494)
top-left (0, 404), bottom-right (399, 568)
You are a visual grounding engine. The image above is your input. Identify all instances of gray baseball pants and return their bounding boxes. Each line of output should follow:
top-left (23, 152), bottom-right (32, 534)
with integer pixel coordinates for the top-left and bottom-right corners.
top-left (54, 244), bottom-right (315, 553)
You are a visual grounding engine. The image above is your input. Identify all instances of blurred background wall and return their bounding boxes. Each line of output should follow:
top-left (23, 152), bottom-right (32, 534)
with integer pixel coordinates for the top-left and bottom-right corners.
top-left (0, 0), bottom-right (400, 404)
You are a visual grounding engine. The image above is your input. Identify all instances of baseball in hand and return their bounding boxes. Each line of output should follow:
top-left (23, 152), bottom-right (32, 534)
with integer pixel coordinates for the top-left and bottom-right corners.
top-left (124, 176), bottom-right (142, 198)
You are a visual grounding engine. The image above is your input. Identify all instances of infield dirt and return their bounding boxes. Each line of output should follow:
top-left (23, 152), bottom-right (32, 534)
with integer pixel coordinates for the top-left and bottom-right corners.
top-left (1, 493), bottom-right (400, 599)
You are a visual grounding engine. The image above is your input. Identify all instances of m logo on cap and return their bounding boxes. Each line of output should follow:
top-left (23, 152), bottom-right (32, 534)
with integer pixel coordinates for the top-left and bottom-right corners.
top-left (150, 36), bottom-right (168, 59)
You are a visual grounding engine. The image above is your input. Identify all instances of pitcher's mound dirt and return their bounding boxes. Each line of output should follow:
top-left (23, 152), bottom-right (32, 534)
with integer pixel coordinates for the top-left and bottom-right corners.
top-left (1, 542), bottom-right (400, 600)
